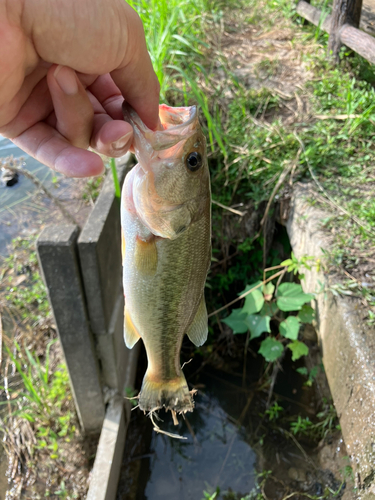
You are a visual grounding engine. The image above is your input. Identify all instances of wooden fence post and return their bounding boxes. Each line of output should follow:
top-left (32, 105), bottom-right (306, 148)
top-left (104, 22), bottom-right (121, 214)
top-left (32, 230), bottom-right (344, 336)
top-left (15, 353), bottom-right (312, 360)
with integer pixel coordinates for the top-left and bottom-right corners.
top-left (328, 0), bottom-right (363, 60)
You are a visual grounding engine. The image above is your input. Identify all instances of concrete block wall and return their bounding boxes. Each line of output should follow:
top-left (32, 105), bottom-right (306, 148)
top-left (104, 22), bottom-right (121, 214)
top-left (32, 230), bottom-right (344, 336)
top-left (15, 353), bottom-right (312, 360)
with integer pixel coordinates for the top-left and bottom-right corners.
top-left (37, 157), bottom-right (132, 434)
top-left (78, 162), bottom-right (130, 393)
top-left (287, 183), bottom-right (375, 497)
top-left (37, 225), bottom-right (105, 433)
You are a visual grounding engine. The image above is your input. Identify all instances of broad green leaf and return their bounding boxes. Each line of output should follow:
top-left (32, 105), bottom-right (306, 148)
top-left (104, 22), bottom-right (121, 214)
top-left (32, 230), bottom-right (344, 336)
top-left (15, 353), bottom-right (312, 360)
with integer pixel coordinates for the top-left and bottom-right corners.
top-left (279, 316), bottom-right (300, 340)
top-left (239, 281), bottom-right (262, 296)
top-left (260, 301), bottom-right (278, 317)
top-left (246, 315), bottom-right (271, 339)
top-left (222, 309), bottom-right (248, 334)
top-left (276, 283), bottom-right (314, 312)
top-left (298, 304), bottom-right (315, 323)
top-left (259, 337), bottom-right (284, 362)
top-left (243, 288), bottom-right (264, 315)
top-left (263, 282), bottom-right (275, 300)
top-left (288, 340), bottom-right (309, 361)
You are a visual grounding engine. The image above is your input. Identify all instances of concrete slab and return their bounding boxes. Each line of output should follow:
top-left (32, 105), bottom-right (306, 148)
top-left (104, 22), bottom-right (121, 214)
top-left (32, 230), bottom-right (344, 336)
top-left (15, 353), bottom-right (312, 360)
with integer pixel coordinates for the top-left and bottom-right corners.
top-left (78, 155), bottom-right (134, 393)
top-left (78, 156), bottom-right (131, 336)
top-left (287, 183), bottom-right (375, 498)
top-left (86, 343), bottom-right (140, 500)
top-left (37, 225), bottom-right (105, 434)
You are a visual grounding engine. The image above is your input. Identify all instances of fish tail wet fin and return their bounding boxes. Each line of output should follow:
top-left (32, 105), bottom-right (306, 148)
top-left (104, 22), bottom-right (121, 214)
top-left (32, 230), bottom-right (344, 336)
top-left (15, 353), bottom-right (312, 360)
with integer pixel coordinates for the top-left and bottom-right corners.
top-left (139, 371), bottom-right (194, 413)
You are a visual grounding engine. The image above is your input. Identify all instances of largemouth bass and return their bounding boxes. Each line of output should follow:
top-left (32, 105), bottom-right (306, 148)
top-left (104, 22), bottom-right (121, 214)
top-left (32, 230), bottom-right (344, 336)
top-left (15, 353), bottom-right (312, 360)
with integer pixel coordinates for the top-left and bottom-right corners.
top-left (121, 104), bottom-right (211, 415)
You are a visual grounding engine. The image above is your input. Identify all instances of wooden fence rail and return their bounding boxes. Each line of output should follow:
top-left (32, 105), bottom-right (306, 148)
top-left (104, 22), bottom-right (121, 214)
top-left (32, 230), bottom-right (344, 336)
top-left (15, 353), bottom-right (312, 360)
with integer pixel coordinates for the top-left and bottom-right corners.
top-left (297, 0), bottom-right (375, 65)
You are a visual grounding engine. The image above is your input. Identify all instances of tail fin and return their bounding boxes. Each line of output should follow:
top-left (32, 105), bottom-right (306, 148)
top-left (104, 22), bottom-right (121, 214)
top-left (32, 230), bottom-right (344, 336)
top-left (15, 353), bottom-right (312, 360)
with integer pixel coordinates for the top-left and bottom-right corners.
top-left (139, 371), bottom-right (194, 413)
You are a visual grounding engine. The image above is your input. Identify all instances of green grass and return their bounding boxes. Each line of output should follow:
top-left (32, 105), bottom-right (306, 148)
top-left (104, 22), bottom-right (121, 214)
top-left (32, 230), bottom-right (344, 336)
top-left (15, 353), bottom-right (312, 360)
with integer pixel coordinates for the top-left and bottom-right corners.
top-left (131, 0), bottom-right (375, 207)
top-left (110, 158), bottom-right (121, 198)
top-left (0, 236), bottom-right (87, 496)
top-left (1, 236), bottom-right (50, 323)
top-left (1, 341), bottom-right (76, 457)
top-left (2, 0), bottom-right (373, 494)
top-left (127, 0), bottom-right (213, 99)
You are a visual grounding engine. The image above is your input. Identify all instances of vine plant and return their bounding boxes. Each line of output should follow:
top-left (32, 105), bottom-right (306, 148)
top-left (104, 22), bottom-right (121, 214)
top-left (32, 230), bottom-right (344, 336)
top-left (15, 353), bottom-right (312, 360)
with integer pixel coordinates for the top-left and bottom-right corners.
top-left (222, 253), bottom-right (320, 363)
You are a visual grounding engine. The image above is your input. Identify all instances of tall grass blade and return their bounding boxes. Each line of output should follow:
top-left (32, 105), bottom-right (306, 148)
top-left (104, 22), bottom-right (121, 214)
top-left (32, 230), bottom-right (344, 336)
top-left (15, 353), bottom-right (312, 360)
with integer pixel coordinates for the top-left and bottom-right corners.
top-left (110, 158), bottom-right (121, 199)
top-left (5, 346), bottom-right (45, 410)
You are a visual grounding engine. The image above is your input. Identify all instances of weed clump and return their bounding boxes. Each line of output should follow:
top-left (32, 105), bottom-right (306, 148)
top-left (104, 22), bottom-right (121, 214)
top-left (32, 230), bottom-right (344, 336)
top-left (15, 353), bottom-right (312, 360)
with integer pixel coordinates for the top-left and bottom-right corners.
top-left (0, 237), bottom-right (89, 499)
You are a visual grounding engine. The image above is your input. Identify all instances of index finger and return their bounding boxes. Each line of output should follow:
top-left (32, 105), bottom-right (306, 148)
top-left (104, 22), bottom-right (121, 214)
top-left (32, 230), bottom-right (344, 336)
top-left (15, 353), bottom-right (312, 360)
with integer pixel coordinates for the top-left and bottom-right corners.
top-left (110, 4), bottom-right (160, 130)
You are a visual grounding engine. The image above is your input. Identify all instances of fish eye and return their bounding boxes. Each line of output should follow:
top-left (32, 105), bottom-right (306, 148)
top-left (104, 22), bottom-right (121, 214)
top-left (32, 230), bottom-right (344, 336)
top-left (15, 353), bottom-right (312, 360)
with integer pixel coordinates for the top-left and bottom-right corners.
top-left (186, 152), bottom-right (202, 172)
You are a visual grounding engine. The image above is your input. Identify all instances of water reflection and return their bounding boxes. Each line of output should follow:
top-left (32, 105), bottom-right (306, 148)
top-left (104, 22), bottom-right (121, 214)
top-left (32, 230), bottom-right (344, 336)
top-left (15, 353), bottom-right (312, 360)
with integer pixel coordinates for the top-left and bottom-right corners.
top-left (0, 139), bottom-right (55, 254)
top-left (0, 138), bottom-right (90, 256)
top-left (117, 368), bottom-right (257, 500)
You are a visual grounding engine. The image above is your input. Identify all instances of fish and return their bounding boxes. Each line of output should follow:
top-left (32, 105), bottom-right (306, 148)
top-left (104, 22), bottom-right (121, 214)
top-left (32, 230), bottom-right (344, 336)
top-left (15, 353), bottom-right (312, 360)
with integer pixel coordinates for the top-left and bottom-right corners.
top-left (121, 103), bottom-right (211, 415)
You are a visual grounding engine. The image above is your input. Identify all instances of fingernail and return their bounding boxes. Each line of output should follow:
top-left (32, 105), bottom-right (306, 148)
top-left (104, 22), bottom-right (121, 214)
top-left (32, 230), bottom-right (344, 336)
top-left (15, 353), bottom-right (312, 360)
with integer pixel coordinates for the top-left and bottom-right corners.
top-left (112, 132), bottom-right (132, 151)
top-left (54, 65), bottom-right (78, 95)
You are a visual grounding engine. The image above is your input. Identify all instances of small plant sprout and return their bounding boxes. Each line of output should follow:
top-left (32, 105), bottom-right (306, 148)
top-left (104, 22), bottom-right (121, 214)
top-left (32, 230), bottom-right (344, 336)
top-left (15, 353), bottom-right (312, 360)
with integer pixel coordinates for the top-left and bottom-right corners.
top-left (265, 402), bottom-right (284, 421)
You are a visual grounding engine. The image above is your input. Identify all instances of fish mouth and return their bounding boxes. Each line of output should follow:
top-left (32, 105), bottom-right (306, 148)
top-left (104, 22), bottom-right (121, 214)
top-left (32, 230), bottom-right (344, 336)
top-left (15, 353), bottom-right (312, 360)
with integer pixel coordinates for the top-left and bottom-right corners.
top-left (123, 103), bottom-right (205, 239)
top-left (123, 103), bottom-right (199, 159)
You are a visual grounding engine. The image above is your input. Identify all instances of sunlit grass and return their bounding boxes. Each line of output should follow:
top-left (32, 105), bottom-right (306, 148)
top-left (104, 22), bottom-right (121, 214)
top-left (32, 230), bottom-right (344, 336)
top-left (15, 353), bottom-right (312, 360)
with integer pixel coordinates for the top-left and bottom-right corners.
top-left (127, 0), bottom-right (211, 99)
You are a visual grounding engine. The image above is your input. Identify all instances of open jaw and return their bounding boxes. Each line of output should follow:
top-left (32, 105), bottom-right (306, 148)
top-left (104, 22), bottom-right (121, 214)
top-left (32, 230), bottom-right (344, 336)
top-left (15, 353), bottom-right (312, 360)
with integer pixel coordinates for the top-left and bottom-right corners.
top-left (124, 103), bottom-right (199, 156)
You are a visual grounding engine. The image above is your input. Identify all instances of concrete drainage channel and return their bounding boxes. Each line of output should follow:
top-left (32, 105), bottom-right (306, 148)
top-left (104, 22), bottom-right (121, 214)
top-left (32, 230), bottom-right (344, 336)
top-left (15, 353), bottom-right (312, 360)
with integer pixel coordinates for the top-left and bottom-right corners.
top-left (37, 160), bottom-right (375, 498)
top-left (286, 183), bottom-right (375, 498)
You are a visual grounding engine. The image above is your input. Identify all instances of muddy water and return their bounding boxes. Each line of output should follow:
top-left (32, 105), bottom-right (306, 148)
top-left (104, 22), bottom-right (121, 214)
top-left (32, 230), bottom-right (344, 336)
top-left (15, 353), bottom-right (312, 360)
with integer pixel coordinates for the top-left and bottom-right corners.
top-left (117, 349), bottom-right (348, 500)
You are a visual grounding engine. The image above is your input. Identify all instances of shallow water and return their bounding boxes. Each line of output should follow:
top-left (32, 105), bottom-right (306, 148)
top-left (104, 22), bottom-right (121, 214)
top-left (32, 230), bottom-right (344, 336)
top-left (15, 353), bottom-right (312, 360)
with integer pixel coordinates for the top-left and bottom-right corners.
top-left (118, 373), bottom-right (257, 500)
top-left (117, 349), bottom-right (347, 500)
top-left (0, 138), bottom-right (54, 254)
top-left (0, 139), bottom-right (52, 209)
top-left (0, 138), bottom-right (93, 257)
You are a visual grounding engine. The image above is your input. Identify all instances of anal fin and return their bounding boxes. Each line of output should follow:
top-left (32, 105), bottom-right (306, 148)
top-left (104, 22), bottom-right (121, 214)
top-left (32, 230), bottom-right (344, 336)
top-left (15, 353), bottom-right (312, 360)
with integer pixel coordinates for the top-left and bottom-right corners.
top-left (187, 295), bottom-right (208, 347)
top-left (124, 307), bottom-right (141, 349)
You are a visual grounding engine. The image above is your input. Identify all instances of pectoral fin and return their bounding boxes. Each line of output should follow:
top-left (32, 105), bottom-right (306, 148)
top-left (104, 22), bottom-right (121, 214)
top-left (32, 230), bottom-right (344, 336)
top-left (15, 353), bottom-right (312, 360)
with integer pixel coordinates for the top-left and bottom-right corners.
top-left (135, 236), bottom-right (158, 276)
top-left (124, 308), bottom-right (141, 349)
top-left (186, 296), bottom-right (208, 347)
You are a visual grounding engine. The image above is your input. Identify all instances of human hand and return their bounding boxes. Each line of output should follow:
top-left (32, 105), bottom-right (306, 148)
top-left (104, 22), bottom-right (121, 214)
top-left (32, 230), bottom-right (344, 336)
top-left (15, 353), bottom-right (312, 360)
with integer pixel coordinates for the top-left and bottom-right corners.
top-left (0, 0), bottom-right (160, 177)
